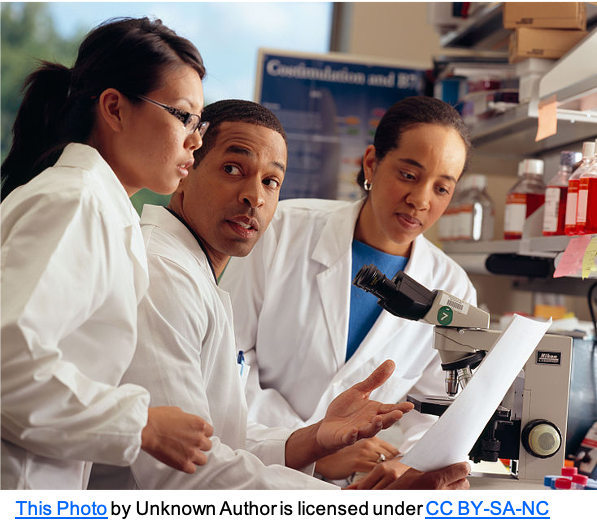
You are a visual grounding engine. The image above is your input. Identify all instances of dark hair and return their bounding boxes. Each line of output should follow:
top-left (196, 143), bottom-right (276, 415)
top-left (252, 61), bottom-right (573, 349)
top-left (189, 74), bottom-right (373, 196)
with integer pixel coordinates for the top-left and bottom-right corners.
top-left (1, 17), bottom-right (206, 201)
top-left (356, 96), bottom-right (472, 191)
top-left (194, 100), bottom-right (287, 167)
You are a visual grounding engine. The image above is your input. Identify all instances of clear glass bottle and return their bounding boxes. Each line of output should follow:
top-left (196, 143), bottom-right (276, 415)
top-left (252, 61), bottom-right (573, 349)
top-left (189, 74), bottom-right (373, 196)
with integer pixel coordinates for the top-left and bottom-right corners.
top-left (455, 176), bottom-right (474, 241)
top-left (460, 174), bottom-right (494, 241)
top-left (439, 181), bottom-right (461, 242)
top-left (565, 142), bottom-right (596, 235)
top-left (504, 159), bottom-right (545, 240)
top-left (542, 151), bottom-right (580, 236)
top-left (440, 176), bottom-right (471, 242)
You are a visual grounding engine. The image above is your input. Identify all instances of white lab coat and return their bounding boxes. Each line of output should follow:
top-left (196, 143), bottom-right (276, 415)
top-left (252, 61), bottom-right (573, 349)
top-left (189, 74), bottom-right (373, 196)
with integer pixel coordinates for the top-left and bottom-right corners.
top-left (1, 143), bottom-right (150, 489)
top-left (91, 205), bottom-right (336, 489)
top-left (222, 198), bottom-right (477, 452)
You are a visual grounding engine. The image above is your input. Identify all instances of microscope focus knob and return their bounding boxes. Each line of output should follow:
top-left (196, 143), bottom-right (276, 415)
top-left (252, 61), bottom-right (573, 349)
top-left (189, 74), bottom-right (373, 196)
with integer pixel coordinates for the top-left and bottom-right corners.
top-left (521, 420), bottom-right (562, 458)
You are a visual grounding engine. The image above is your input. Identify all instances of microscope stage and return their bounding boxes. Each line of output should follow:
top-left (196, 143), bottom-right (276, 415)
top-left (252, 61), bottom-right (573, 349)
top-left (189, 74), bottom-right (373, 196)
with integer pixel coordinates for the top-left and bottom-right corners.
top-left (407, 394), bottom-right (454, 417)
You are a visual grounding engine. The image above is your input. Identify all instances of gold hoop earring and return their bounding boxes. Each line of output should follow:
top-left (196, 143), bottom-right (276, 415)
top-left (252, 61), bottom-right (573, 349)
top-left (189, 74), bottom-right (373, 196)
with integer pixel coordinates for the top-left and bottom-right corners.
top-left (364, 179), bottom-right (372, 192)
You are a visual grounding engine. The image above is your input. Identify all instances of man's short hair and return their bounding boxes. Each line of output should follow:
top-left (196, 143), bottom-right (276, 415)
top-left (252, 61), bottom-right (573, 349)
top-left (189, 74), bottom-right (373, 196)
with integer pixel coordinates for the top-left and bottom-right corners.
top-left (193, 99), bottom-right (287, 167)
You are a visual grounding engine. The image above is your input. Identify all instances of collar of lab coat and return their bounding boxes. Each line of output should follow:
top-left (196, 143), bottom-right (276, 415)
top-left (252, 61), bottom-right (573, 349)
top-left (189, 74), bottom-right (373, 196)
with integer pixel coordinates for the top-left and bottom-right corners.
top-left (311, 197), bottom-right (427, 269)
top-left (311, 198), bottom-right (365, 267)
top-left (56, 143), bottom-right (148, 302)
top-left (311, 199), bottom-right (426, 266)
top-left (308, 197), bottom-right (431, 377)
top-left (140, 204), bottom-right (216, 285)
top-left (56, 143), bottom-right (139, 228)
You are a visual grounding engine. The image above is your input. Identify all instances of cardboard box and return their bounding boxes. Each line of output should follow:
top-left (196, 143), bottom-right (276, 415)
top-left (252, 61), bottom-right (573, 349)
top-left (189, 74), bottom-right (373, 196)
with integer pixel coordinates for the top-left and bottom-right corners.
top-left (503, 2), bottom-right (586, 30)
top-left (509, 28), bottom-right (588, 63)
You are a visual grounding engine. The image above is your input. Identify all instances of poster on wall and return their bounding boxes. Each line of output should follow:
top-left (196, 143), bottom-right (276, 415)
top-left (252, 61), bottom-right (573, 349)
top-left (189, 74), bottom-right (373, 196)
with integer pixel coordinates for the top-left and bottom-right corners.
top-left (255, 49), bottom-right (427, 201)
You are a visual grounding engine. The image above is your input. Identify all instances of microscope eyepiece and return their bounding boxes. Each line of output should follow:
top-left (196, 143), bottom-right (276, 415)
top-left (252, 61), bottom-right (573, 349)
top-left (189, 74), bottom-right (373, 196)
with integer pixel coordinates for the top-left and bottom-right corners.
top-left (352, 264), bottom-right (436, 321)
top-left (352, 264), bottom-right (399, 300)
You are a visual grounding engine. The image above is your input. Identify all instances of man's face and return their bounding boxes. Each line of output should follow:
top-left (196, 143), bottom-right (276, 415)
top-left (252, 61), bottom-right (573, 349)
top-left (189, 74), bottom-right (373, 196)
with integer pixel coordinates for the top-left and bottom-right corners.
top-left (178, 121), bottom-right (287, 274)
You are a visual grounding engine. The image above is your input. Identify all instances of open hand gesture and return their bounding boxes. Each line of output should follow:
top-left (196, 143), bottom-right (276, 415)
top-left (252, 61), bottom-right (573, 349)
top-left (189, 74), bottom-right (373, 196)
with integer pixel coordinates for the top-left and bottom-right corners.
top-left (316, 360), bottom-right (414, 452)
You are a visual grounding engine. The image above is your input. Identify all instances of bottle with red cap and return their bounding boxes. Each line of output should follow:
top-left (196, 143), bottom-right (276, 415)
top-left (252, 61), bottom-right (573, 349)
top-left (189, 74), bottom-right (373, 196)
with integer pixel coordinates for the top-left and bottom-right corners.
top-left (554, 477), bottom-right (572, 490)
top-left (565, 141), bottom-right (596, 235)
top-left (571, 474), bottom-right (588, 490)
top-left (542, 150), bottom-right (581, 236)
top-left (504, 159), bottom-right (545, 240)
top-left (561, 465), bottom-right (578, 478)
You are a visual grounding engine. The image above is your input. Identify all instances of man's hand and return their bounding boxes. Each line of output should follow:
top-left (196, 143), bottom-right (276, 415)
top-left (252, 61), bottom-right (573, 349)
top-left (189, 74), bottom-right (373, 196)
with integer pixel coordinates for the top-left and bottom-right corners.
top-left (315, 437), bottom-right (399, 480)
top-left (316, 360), bottom-right (414, 452)
top-left (345, 455), bottom-right (410, 488)
top-left (141, 406), bottom-right (214, 473)
top-left (349, 461), bottom-right (471, 490)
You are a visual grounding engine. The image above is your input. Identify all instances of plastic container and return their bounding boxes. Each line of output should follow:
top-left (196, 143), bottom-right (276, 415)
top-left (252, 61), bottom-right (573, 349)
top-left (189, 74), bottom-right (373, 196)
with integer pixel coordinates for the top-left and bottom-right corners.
top-left (561, 466), bottom-right (578, 477)
top-left (571, 474), bottom-right (588, 490)
top-left (554, 477), bottom-right (572, 490)
top-left (565, 142), bottom-right (595, 235)
top-left (543, 474), bottom-right (559, 489)
top-left (504, 159), bottom-right (545, 240)
top-left (542, 151), bottom-right (581, 236)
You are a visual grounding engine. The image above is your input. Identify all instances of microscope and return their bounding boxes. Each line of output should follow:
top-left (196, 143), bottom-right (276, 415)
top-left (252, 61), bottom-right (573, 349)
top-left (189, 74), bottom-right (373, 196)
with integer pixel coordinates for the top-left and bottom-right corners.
top-left (353, 265), bottom-right (572, 482)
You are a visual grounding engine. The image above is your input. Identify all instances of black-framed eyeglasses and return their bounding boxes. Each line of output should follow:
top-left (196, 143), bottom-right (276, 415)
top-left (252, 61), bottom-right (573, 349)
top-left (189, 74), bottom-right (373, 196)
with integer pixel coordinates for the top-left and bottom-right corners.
top-left (131, 94), bottom-right (209, 137)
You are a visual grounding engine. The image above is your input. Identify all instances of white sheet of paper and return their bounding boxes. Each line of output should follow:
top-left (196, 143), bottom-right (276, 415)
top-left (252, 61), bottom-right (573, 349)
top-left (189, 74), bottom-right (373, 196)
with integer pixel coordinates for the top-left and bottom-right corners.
top-left (400, 314), bottom-right (551, 472)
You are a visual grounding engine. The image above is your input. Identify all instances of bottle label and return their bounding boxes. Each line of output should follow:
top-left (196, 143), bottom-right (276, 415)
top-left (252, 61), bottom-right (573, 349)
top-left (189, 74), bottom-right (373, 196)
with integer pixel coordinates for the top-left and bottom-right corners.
top-left (504, 202), bottom-right (526, 235)
top-left (565, 192), bottom-right (578, 227)
top-left (577, 187), bottom-right (588, 224)
top-left (459, 204), bottom-right (473, 241)
top-left (576, 179), bottom-right (589, 224)
top-left (543, 187), bottom-right (561, 233)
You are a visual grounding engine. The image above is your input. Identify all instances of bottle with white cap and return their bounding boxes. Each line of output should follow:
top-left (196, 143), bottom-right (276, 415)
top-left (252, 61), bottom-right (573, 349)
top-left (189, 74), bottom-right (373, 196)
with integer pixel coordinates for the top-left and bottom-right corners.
top-left (542, 150), bottom-right (581, 236)
top-left (575, 138), bottom-right (597, 235)
top-left (504, 159), bottom-right (545, 240)
top-left (566, 141), bottom-right (596, 236)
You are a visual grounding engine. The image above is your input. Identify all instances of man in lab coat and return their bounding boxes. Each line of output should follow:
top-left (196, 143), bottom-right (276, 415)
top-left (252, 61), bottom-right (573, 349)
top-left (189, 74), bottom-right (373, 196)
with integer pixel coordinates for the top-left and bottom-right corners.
top-left (92, 99), bottom-right (470, 490)
top-left (220, 96), bottom-right (477, 486)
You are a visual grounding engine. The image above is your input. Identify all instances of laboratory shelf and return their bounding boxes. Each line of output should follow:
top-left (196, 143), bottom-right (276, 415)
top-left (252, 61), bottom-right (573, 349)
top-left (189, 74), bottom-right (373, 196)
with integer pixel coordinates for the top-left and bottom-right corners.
top-left (435, 5), bottom-right (597, 287)
top-left (443, 235), bottom-right (597, 287)
top-left (439, 3), bottom-right (509, 51)
top-left (443, 235), bottom-right (571, 258)
top-left (439, 5), bottom-right (597, 157)
top-left (470, 102), bottom-right (597, 157)
top-left (440, 3), bottom-right (597, 52)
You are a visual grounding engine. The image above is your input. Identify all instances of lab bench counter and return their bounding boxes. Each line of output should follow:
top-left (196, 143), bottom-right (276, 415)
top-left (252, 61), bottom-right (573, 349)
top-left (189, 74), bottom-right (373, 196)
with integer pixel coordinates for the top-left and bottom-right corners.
top-left (469, 460), bottom-right (544, 490)
top-left (469, 475), bottom-right (545, 490)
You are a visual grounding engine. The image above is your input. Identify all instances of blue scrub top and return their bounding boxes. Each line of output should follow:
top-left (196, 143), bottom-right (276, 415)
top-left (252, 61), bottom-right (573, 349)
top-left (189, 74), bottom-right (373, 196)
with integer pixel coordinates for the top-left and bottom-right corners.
top-left (346, 240), bottom-right (408, 361)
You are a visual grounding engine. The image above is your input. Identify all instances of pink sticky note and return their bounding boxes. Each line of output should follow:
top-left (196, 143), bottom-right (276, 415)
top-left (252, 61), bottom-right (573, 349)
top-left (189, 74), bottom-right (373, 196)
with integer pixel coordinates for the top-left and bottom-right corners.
top-left (553, 235), bottom-right (592, 278)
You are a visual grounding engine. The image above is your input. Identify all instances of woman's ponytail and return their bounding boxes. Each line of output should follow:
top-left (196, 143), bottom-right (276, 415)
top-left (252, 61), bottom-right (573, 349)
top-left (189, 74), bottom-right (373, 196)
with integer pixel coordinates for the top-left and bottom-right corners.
top-left (1, 61), bottom-right (72, 200)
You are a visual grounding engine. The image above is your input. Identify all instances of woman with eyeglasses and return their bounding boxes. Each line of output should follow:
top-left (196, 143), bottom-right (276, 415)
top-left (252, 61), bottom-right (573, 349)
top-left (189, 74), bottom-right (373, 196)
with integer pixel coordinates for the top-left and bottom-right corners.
top-left (1, 17), bottom-right (213, 489)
